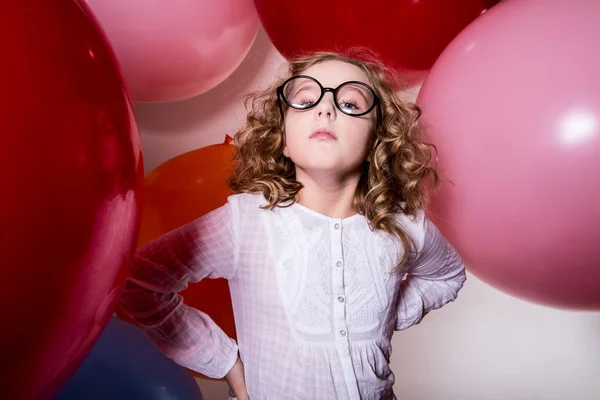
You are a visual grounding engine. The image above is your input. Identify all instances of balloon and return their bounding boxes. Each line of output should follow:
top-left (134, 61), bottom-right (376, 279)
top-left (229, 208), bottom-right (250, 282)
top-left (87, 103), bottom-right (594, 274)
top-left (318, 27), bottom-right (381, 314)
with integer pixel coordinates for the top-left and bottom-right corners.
top-left (0, 1), bottom-right (142, 398)
top-left (483, 0), bottom-right (503, 9)
top-left (85, 0), bottom-right (260, 103)
top-left (117, 138), bottom-right (236, 379)
top-left (254, 0), bottom-right (488, 72)
top-left (137, 138), bottom-right (235, 248)
top-left (56, 318), bottom-right (203, 400)
top-left (418, 0), bottom-right (600, 310)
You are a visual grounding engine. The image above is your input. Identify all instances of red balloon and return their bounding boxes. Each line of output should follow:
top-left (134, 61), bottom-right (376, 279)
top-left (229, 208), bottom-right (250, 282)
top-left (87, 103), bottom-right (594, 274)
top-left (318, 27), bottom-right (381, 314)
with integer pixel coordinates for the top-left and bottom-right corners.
top-left (254, 0), bottom-right (488, 71)
top-left (483, 0), bottom-right (503, 9)
top-left (0, 1), bottom-right (142, 399)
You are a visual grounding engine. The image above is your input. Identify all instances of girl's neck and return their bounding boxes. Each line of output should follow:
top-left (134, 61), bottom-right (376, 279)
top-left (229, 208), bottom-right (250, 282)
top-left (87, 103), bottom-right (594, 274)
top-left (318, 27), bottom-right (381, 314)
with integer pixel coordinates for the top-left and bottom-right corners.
top-left (295, 169), bottom-right (360, 219)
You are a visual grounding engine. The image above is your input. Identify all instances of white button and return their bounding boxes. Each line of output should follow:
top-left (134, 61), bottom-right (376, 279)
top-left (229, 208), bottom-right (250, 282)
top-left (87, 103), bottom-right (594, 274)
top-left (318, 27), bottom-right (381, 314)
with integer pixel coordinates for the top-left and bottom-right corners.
top-left (334, 223), bottom-right (340, 230)
top-left (338, 296), bottom-right (345, 303)
top-left (336, 261), bottom-right (342, 267)
top-left (340, 330), bottom-right (347, 336)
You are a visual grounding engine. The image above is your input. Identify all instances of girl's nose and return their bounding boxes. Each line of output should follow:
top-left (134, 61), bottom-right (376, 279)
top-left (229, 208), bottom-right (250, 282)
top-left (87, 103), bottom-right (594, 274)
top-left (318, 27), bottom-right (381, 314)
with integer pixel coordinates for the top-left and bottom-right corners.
top-left (316, 92), bottom-right (336, 119)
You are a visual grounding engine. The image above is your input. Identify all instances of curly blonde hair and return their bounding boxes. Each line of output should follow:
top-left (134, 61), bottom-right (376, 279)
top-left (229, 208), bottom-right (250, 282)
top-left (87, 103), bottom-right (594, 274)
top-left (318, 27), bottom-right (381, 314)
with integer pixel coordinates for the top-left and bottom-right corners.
top-left (228, 50), bottom-right (439, 269)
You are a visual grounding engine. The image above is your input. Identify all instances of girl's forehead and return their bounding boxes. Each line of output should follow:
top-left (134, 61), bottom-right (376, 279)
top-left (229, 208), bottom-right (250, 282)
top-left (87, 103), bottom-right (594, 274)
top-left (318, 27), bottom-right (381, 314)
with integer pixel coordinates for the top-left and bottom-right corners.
top-left (299, 60), bottom-right (371, 88)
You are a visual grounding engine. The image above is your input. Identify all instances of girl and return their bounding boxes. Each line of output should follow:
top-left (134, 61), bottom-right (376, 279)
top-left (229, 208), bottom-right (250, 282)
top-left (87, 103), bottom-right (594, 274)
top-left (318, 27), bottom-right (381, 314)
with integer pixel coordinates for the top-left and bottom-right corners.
top-left (118, 51), bottom-right (466, 400)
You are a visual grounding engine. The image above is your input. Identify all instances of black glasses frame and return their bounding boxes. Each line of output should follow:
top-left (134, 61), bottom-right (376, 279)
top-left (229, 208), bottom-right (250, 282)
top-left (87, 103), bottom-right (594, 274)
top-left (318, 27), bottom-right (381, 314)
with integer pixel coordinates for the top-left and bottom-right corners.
top-left (276, 75), bottom-right (382, 122)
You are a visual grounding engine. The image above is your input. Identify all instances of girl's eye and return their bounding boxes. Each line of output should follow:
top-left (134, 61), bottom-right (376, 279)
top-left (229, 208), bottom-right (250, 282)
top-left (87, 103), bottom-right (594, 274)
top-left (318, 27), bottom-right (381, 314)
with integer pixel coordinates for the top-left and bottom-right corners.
top-left (339, 100), bottom-right (360, 111)
top-left (298, 98), bottom-right (315, 107)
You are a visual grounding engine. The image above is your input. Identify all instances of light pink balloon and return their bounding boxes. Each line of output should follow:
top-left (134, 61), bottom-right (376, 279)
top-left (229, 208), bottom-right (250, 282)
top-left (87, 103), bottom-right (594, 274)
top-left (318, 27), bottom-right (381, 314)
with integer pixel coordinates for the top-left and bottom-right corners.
top-left (85, 0), bottom-right (259, 103)
top-left (418, 0), bottom-right (600, 310)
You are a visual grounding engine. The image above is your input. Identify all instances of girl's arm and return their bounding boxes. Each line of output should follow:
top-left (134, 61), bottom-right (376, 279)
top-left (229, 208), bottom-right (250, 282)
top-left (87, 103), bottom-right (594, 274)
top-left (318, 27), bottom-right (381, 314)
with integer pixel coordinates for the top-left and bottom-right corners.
top-left (395, 215), bottom-right (466, 331)
top-left (117, 199), bottom-right (240, 379)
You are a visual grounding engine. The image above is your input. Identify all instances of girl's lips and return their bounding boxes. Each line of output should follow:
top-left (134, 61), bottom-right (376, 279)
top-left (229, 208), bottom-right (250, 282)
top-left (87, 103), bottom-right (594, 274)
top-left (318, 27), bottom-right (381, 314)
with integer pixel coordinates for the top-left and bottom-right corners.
top-left (310, 129), bottom-right (337, 140)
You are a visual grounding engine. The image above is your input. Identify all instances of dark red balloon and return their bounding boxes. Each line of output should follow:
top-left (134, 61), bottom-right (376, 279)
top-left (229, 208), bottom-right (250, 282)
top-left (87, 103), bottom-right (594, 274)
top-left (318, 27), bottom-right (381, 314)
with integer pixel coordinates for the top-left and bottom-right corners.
top-left (254, 0), bottom-right (488, 71)
top-left (483, 0), bottom-right (503, 9)
top-left (0, 1), bottom-right (142, 399)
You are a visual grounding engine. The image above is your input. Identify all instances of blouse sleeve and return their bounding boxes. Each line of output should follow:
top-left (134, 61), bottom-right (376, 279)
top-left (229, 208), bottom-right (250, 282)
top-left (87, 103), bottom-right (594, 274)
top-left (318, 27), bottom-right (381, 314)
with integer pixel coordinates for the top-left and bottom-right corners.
top-left (395, 213), bottom-right (466, 331)
top-left (117, 197), bottom-right (240, 378)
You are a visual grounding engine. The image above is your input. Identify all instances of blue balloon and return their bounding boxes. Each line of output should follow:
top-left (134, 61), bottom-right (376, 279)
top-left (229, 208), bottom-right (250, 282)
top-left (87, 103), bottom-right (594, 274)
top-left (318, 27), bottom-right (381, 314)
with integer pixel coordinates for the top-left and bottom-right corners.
top-left (55, 317), bottom-right (203, 400)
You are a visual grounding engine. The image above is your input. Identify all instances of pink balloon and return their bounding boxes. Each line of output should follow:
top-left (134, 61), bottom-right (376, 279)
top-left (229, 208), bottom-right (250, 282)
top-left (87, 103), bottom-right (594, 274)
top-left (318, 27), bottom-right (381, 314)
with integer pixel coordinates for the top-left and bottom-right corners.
top-left (418, 0), bottom-right (600, 310)
top-left (85, 0), bottom-right (259, 103)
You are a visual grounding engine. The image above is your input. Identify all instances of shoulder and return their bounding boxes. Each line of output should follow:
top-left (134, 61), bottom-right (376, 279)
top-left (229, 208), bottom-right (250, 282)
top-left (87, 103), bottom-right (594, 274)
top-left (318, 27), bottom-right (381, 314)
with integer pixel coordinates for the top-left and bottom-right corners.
top-left (393, 209), bottom-right (427, 252)
top-left (226, 192), bottom-right (269, 215)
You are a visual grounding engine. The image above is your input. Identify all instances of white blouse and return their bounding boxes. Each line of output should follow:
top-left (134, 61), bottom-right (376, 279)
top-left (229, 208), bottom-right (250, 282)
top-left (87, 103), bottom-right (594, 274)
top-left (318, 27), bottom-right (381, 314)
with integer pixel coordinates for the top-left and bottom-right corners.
top-left (119, 193), bottom-right (466, 400)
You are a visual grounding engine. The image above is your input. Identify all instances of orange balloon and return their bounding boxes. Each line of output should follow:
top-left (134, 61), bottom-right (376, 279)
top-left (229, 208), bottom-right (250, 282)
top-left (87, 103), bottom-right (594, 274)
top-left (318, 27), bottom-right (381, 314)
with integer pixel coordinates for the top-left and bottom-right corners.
top-left (138, 139), bottom-right (235, 246)
top-left (118, 137), bottom-right (237, 380)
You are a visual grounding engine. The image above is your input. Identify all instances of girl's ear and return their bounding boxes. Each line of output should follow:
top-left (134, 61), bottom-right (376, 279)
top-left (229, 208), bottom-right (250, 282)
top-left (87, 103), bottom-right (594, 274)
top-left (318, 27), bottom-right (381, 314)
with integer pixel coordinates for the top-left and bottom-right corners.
top-left (283, 146), bottom-right (290, 157)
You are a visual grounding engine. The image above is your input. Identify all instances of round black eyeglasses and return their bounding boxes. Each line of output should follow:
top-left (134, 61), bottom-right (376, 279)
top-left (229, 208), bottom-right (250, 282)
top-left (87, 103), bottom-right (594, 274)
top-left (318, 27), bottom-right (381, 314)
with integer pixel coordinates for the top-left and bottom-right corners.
top-left (277, 75), bottom-right (381, 121)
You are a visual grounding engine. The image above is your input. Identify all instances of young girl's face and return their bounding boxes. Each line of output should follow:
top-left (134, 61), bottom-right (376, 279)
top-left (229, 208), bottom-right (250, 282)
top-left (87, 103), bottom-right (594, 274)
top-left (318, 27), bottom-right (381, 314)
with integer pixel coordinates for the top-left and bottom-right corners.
top-left (283, 60), bottom-right (377, 179)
